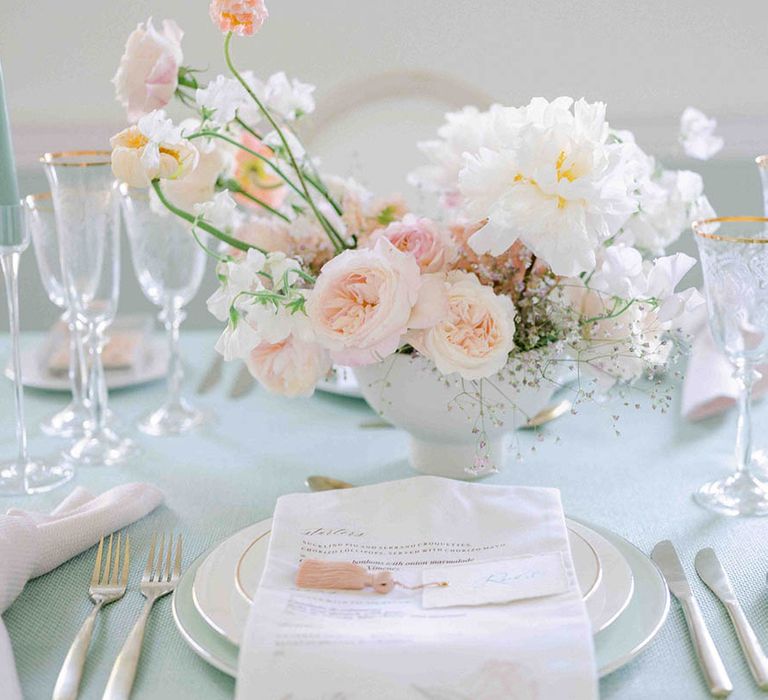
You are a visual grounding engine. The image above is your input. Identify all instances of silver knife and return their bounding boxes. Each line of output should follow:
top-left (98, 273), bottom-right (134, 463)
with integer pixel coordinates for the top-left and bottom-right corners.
top-left (197, 354), bottom-right (223, 394)
top-left (228, 363), bottom-right (256, 399)
top-left (696, 547), bottom-right (768, 689)
top-left (651, 540), bottom-right (732, 697)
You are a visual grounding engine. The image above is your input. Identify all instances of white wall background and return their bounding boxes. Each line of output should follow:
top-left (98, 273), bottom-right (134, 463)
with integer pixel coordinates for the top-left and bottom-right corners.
top-left (1, 0), bottom-right (767, 329)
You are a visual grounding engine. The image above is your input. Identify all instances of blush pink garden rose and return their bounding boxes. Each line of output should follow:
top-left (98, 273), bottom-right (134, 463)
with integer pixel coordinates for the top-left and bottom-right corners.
top-left (368, 214), bottom-right (457, 273)
top-left (307, 239), bottom-right (427, 366)
top-left (209, 0), bottom-right (268, 36)
top-left (113, 19), bottom-right (184, 123)
top-left (246, 335), bottom-right (331, 397)
top-left (408, 271), bottom-right (517, 380)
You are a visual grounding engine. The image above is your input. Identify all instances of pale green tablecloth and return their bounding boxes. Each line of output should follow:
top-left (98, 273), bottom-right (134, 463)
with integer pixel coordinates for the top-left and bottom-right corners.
top-left (3, 331), bottom-right (768, 700)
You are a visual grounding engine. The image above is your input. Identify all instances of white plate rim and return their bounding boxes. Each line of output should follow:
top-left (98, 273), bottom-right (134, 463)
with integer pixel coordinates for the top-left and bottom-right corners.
top-left (174, 519), bottom-right (668, 679)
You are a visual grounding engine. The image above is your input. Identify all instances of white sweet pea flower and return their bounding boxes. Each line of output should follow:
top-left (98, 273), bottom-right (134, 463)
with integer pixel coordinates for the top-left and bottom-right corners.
top-left (196, 75), bottom-right (248, 126)
top-left (589, 245), bottom-right (645, 298)
top-left (207, 248), bottom-right (268, 322)
top-left (680, 107), bottom-right (724, 160)
top-left (262, 72), bottom-right (315, 121)
top-left (262, 129), bottom-right (306, 161)
top-left (643, 253), bottom-right (705, 323)
top-left (214, 315), bottom-right (262, 361)
top-left (110, 110), bottom-right (198, 187)
top-left (459, 97), bottom-right (636, 276)
top-left (193, 191), bottom-right (241, 231)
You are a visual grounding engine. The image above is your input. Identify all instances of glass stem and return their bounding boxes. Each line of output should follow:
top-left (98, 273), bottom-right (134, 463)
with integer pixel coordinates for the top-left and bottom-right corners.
top-left (85, 324), bottom-right (108, 435)
top-left (735, 363), bottom-right (757, 474)
top-left (161, 304), bottom-right (185, 409)
top-left (65, 311), bottom-right (85, 409)
top-left (1, 252), bottom-right (28, 468)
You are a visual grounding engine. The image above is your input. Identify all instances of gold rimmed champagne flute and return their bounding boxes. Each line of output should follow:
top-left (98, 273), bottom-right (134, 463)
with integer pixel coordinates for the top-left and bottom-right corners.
top-left (40, 151), bottom-right (137, 466)
top-left (693, 216), bottom-right (768, 516)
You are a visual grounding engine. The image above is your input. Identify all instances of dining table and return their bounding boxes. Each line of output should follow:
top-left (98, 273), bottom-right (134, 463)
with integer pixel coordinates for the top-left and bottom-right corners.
top-left (3, 329), bottom-right (768, 700)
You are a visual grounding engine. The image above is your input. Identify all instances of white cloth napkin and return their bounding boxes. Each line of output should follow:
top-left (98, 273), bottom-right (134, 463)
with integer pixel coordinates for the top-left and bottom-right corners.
top-left (682, 325), bottom-right (768, 420)
top-left (0, 482), bottom-right (163, 700)
top-left (236, 476), bottom-right (597, 700)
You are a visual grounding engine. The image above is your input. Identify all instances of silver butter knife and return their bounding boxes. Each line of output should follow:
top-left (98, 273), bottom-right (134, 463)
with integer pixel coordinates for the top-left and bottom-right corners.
top-left (228, 363), bottom-right (256, 399)
top-left (651, 540), bottom-right (732, 697)
top-left (696, 547), bottom-right (768, 689)
top-left (197, 354), bottom-right (223, 394)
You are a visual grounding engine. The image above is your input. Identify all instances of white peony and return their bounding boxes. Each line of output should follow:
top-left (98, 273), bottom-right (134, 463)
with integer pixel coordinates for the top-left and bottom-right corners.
top-left (680, 107), bottom-right (724, 161)
top-left (458, 97), bottom-right (636, 276)
top-left (113, 18), bottom-right (183, 123)
top-left (407, 271), bottom-right (517, 380)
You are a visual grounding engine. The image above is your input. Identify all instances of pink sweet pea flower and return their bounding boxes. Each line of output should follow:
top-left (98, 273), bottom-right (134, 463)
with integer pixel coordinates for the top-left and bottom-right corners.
top-left (209, 0), bottom-right (268, 36)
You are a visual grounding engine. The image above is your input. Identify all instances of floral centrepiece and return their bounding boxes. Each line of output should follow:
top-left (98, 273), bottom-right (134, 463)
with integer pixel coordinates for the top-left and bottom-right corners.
top-left (109, 2), bottom-right (713, 476)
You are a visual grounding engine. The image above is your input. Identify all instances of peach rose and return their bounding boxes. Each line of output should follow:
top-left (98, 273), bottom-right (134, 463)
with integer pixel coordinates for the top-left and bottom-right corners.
top-left (307, 239), bottom-right (422, 365)
top-left (246, 335), bottom-right (331, 397)
top-left (368, 214), bottom-right (456, 273)
top-left (113, 19), bottom-right (184, 123)
top-left (209, 0), bottom-right (268, 36)
top-left (234, 133), bottom-right (287, 211)
top-left (409, 271), bottom-right (517, 379)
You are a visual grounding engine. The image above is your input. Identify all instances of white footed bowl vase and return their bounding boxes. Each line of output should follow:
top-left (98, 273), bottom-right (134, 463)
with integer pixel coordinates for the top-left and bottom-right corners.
top-left (354, 352), bottom-right (572, 480)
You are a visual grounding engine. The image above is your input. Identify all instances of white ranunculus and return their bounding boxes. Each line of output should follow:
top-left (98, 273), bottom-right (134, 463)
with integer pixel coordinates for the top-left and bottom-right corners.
top-left (408, 271), bottom-right (517, 380)
top-left (113, 18), bottom-right (183, 123)
top-left (459, 97), bottom-right (636, 276)
top-left (680, 107), bottom-right (724, 161)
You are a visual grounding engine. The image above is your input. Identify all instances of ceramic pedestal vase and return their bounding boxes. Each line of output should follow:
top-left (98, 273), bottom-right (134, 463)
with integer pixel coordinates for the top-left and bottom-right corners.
top-left (354, 352), bottom-right (572, 480)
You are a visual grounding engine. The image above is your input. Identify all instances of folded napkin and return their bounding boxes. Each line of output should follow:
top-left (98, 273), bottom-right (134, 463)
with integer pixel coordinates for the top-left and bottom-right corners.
top-left (46, 315), bottom-right (152, 374)
top-left (0, 483), bottom-right (163, 700)
top-left (237, 476), bottom-right (597, 700)
top-left (682, 325), bottom-right (768, 420)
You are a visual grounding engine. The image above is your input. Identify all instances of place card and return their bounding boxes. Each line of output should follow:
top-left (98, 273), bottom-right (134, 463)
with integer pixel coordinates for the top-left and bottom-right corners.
top-left (421, 552), bottom-right (569, 608)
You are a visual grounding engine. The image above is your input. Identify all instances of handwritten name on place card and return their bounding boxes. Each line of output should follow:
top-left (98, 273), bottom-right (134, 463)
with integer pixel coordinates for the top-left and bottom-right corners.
top-left (421, 553), bottom-right (569, 608)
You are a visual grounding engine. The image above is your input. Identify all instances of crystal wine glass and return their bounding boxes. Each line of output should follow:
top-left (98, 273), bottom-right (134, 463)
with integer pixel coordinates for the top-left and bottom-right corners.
top-left (693, 215), bottom-right (768, 516)
top-left (120, 186), bottom-right (208, 434)
top-left (24, 192), bottom-right (91, 437)
top-left (0, 202), bottom-right (73, 494)
top-left (41, 151), bottom-right (136, 465)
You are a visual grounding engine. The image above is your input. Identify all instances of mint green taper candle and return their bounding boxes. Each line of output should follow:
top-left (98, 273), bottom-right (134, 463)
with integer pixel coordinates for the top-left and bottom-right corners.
top-left (0, 58), bottom-right (20, 207)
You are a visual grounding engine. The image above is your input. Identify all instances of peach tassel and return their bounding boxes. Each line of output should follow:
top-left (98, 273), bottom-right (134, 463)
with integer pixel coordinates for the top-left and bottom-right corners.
top-left (296, 559), bottom-right (448, 595)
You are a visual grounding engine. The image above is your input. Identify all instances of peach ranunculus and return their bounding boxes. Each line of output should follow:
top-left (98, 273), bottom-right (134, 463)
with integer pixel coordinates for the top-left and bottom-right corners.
top-left (111, 110), bottom-right (199, 188)
top-left (246, 335), bottom-right (331, 397)
top-left (408, 271), bottom-right (517, 380)
top-left (306, 239), bottom-right (423, 366)
top-left (112, 18), bottom-right (184, 123)
top-left (209, 0), bottom-right (268, 36)
top-left (369, 214), bottom-right (456, 273)
top-left (234, 133), bottom-right (287, 211)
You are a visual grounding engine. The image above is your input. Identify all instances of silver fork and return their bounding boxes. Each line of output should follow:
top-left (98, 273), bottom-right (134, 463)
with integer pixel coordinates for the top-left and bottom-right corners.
top-left (53, 532), bottom-right (130, 700)
top-left (102, 533), bottom-right (182, 700)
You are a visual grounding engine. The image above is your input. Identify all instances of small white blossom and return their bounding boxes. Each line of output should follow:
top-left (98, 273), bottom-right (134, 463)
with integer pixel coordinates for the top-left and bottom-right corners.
top-left (680, 107), bottom-right (723, 160)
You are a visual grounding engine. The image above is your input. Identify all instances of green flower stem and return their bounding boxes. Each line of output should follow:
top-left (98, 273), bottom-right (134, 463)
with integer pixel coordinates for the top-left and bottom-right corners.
top-left (223, 31), bottom-right (348, 253)
top-left (234, 116), bottom-right (263, 142)
top-left (150, 179), bottom-right (266, 255)
top-left (221, 178), bottom-right (291, 222)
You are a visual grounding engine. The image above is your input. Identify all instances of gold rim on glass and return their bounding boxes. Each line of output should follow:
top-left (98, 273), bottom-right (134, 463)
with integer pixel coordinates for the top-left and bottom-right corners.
top-left (692, 216), bottom-right (768, 244)
top-left (756, 155), bottom-right (768, 169)
top-left (39, 150), bottom-right (111, 167)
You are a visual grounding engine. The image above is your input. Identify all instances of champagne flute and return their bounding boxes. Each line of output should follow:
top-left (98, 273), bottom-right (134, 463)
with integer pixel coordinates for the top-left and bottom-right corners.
top-left (120, 186), bottom-right (208, 434)
top-left (24, 192), bottom-right (91, 437)
top-left (0, 202), bottom-right (73, 494)
top-left (693, 216), bottom-right (768, 516)
top-left (41, 151), bottom-right (136, 466)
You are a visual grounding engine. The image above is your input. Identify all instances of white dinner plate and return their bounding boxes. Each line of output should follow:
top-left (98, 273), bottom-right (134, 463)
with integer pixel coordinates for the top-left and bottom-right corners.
top-left (175, 518), bottom-right (662, 679)
top-left (5, 334), bottom-right (168, 392)
top-left (192, 519), bottom-right (602, 647)
top-left (315, 365), bottom-right (363, 398)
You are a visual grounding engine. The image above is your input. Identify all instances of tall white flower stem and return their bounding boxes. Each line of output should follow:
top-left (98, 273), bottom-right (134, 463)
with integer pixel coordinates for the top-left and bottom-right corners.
top-left (223, 31), bottom-right (349, 253)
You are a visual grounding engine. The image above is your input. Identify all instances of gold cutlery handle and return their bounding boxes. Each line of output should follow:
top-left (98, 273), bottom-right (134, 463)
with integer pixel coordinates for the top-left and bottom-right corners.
top-left (53, 601), bottom-right (103, 700)
top-left (680, 596), bottom-right (733, 697)
top-left (102, 598), bottom-right (154, 700)
top-left (725, 600), bottom-right (768, 689)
